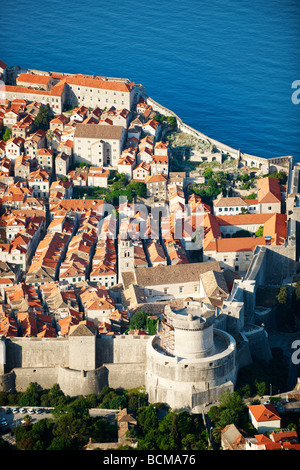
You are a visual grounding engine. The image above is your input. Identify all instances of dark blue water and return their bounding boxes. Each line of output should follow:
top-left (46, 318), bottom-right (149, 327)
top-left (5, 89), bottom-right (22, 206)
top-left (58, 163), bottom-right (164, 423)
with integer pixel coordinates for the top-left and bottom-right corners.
top-left (1, 0), bottom-right (299, 160)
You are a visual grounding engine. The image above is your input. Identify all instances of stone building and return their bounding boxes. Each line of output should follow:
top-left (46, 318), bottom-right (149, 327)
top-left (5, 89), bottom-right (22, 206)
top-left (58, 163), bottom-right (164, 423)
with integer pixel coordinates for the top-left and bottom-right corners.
top-left (64, 75), bottom-right (137, 110)
top-left (120, 261), bottom-right (223, 303)
top-left (55, 152), bottom-right (70, 178)
top-left (145, 301), bottom-right (237, 410)
top-left (0, 300), bottom-right (237, 411)
top-left (73, 124), bottom-right (126, 168)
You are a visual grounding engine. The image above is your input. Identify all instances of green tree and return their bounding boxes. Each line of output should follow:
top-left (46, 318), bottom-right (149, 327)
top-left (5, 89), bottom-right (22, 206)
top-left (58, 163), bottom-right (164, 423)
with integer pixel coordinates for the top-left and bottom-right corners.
top-left (255, 380), bottom-right (267, 397)
top-left (245, 192), bottom-right (257, 200)
top-left (127, 390), bottom-right (148, 413)
top-left (182, 433), bottom-right (198, 450)
top-left (22, 414), bottom-right (33, 427)
top-left (238, 384), bottom-right (252, 398)
top-left (268, 171), bottom-right (287, 184)
top-left (47, 436), bottom-right (72, 450)
top-left (129, 311), bottom-right (149, 330)
top-left (138, 404), bottom-right (159, 435)
top-left (52, 411), bottom-right (90, 449)
top-left (0, 391), bottom-right (8, 405)
top-left (147, 316), bottom-right (158, 335)
top-left (108, 394), bottom-right (127, 410)
top-left (208, 405), bottom-right (221, 423)
top-left (34, 105), bottom-right (54, 131)
top-left (127, 181), bottom-right (147, 198)
top-left (30, 418), bottom-right (54, 449)
top-left (277, 286), bottom-right (288, 304)
top-left (294, 281), bottom-right (300, 301)
top-left (167, 116), bottom-right (176, 126)
top-left (239, 173), bottom-right (250, 182)
top-left (218, 390), bottom-right (245, 415)
top-left (218, 408), bottom-right (240, 429)
top-left (46, 129), bottom-right (54, 143)
top-left (91, 418), bottom-right (117, 442)
top-left (2, 127), bottom-right (12, 141)
top-left (203, 168), bottom-right (213, 179)
top-left (18, 382), bottom-right (40, 407)
top-left (232, 229), bottom-right (251, 238)
top-left (255, 226), bottom-right (264, 237)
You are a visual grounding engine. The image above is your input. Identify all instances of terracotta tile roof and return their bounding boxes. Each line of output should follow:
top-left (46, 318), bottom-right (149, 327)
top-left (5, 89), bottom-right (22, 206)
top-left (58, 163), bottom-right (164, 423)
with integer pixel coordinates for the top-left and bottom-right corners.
top-left (134, 261), bottom-right (221, 287)
top-left (203, 212), bottom-right (287, 252)
top-left (270, 430), bottom-right (298, 443)
top-left (66, 75), bottom-right (135, 93)
top-left (244, 198), bottom-right (259, 205)
top-left (51, 114), bottom-right (69, 125)
top-left (257, 176), bottom-right (281, 204)
top-left (249, 404), bottom-right (281, 422)
top-left (0, 315), bottom-right (18, 336)
top-left (50, 199), bottom-right (104, 214)
top-left (146, 173), bottom-right (167, 184)
top-left (118, 155), bottom-right (135, 165)
top-left (4, 84), bottom-right (65, 97)
top-left (221, 424), bottom-right (246, 449)
top-left (133, 162), bottom-right (150, 171)
top-left (6, 136), bottom-right (25, 148)
top-left (215, 213), bottom-right (273, 226)
top-left (146, 240), bottom-right (166, 264)
top-left (214, 196), bottom-right (247, 207)
top-left (88, 167), bottom-right (109, 177)
top-left (216, 236), bottom-right (266, 253)
top-left (155, 141), bottom-right (169, 149)
top-left (17, 73), bottom-right (51, 85)
top-left (263, 213), bottom-right (287, 244)
top-left (74, 123), bottom-right (124, 140)
top-left (188, 193), bottom-right (210, 213)
top-left (142, 118), bottom-right (160, 130)
top-left (28, 168), bottom-right (50, 182)
top-left (151, 155), bottom-right (168, 165)
top-left (250, 434), bottom-right (280, 449)
top-left (37, 148), bottom-right (53, 156)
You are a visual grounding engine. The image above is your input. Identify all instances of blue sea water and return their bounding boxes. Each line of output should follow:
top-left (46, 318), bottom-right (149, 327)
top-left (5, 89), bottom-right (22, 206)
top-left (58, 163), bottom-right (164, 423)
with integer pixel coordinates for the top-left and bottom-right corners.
top-left (0, 0), bottom-right (299, 160)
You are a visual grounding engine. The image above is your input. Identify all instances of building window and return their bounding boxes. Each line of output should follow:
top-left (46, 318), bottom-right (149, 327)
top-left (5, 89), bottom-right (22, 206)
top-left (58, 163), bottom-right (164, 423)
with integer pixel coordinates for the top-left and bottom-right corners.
top-left (164, 288), bottom-right (168, 294)
top-left (179, 286), bottom-right (183, 293)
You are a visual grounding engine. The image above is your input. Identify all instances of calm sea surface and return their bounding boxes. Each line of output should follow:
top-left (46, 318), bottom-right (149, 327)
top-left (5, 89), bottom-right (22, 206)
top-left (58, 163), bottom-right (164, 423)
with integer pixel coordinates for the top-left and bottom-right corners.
top-left (1, 0), bottom-right (299, 160)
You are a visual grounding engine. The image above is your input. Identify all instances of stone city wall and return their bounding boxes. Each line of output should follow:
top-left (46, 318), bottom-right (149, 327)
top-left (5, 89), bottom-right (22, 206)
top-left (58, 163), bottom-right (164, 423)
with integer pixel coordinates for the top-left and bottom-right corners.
top-left (96, 334), bottom-right (150, 367)
top-left (144, 94), bottom-right (240, 158)
top-left (144, 94), bottom-right (293, 175)
top-left (0, 334), bottom-right (150, 395)
top-left (4, 337), bottom-right (69, 371)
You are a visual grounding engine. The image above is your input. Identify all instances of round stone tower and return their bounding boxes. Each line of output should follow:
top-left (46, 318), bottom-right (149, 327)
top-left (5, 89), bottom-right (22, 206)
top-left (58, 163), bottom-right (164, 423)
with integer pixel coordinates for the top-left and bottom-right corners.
top-left (170, 305), bottom-right (215, 359)
top-left (145, 301), bottom-right (237, 411)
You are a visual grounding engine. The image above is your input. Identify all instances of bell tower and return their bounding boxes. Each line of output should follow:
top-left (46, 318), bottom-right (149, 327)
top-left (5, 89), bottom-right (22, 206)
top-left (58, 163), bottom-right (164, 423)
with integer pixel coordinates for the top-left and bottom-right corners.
top-left (118, 236), bottom-right (135, 283)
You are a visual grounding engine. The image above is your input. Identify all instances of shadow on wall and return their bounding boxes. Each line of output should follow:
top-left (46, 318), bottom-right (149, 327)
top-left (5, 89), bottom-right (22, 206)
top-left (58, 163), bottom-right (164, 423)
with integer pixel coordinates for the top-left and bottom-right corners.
top-left (5, 339), bottom-right (23, 370)
top-left (96, 335), bottom-right (115, 368)
top-left (264, 247), bottom-right (296, 285)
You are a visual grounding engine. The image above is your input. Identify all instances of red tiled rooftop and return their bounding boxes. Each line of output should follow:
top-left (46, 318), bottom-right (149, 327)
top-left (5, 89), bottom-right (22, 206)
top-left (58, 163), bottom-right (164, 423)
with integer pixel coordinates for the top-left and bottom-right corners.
top-left (249, 404), bottom-right (281, 422)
